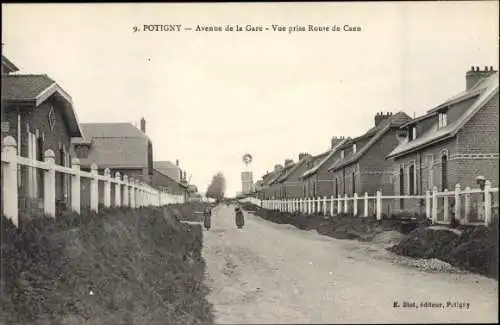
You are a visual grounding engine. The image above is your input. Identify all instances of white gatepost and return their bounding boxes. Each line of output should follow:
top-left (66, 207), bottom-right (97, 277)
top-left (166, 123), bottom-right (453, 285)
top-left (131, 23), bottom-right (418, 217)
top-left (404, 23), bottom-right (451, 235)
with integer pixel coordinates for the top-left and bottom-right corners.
top-left (2, 136), bottom-right (18, 226)
top-left (376, 190), bottom-right (382, 220)
top-left (115, 172), bottom-right (122, 207)
top-left (344, 194), bottom-right (348, 214)
top-left (432, 186), bottom-right (438, 224)
top-left (330, 196), bottom-right (334, 216)
top-left (323, 196), bottom-right (327, 216)
top-left (122, 175), bottom-right (129, 207)
top-left (454, 184), bottom-right (461, 221)
top-left (337, 195), bottom-right (342, 214)
top-left (71, 158), bottom-right (81, 213)
top-left (364, 192), bottom-right (368, 218)
top-left (312, 197), bottom-right (316, 214)
top-left (443, 189), bottom-right (449, 222)
top-left (90, 163), bottom-right (99, 212)
top-left (135, 180), bottom-right (141, 207)
top-left (464, 186), bottom-right (471, 224)
top-left (425, 190), bottom-right (431, 220)
top-left (44, 149), bottom-right (56, 217)
top-left (129, 178), bottom-right (135, 208)
top-left (353, 193), bottom-right (358, 216)
top-left (484, 180), bottom-right (492, 226)
top-left (307, 198), bottom-right (311, 215)
top-left (103, 168), bottom-right (111, 208)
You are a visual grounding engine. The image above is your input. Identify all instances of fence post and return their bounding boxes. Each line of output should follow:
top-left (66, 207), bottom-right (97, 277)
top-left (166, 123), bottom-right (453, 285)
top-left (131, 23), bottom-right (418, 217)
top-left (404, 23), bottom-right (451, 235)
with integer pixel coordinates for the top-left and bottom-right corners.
top-left (90, 163), bottom-right (99, 212)
top-left (307, 197), bottom-right (311, 215)
top-left (323, 196), bottom-right (327, 215)
top-left (425, 190), bottom-right (431, 220)
top-left (432, 186), bottom-right (438, 224)
top-left (337, 195), bottom-right (342, 214)
top-left (114, 172), bottom-right (121, 207)
top-left (71, 158), bottom-right (81, 213)
top-left (484, 180), bottom-right (492, 226)
top-left (135, 180), bottom-right (141, 207)
top-left (443, 189), bottom-right (449, 223)
top-left (344, 194), bottom-right (348, 214)
top-left (464, 186), bottom-right (471, 224)
top-left (122, 175), bottom-right (129, 207)
top-left (2, 136), bottom-right (18, 226)
top-left (44, 149), bottom-right (56, 217)
top-left (353, 193), bottom-right (358, 216)
top-left (376, 190), bottom-right (382, 220)
top-left (330, 196), bottom-right (334, 216)
top-left (103, 168), bottom-right (111, 208)
top-left (454, 184), bottom-right (461, 221)
top-left (364, 192), bottom-right (368, 217)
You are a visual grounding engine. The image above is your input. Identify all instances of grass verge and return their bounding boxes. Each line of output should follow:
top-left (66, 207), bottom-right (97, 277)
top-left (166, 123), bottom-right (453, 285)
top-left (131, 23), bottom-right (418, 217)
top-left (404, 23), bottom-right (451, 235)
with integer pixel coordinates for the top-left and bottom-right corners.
top-left (0, 205), bottom-right (214, 325)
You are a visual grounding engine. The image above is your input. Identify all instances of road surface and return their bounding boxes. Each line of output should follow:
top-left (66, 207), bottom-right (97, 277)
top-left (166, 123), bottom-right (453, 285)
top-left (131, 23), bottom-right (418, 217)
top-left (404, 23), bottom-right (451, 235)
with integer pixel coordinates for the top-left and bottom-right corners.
top-left (202, 205), bottom-right (498, 324)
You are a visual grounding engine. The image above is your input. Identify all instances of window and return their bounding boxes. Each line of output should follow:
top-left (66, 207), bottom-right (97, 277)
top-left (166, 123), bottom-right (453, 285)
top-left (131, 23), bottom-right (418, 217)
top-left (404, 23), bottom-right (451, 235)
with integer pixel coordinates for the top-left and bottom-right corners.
top-left (399, 165), bottom-right (405, 208)
top-left (409, 164), bottom-right (415, 195)
top-left (352, 171), bottom-right (356, 195)
top-left (441, 152), bottom-right (448, 191)
top-left (352, 143), bottom-right (357, 153)
top-left (341, 150), bottom-right (345, 159)
top-left (427, 155), bottom-right (433, 190)
top-left (438, 111), bottom-right (448, 129)
top-left (334, 178), bottom-right (338, 197)
top-left (408, 126), bottom-right (417, 141)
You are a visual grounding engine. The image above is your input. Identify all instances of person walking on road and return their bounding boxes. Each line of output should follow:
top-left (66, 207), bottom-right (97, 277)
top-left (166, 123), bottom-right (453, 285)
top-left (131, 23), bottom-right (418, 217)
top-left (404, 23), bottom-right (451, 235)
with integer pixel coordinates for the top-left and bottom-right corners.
top-left (235, 206), bottom-right (244, 229)
top-left (204, 206), bottom-right (212, 230)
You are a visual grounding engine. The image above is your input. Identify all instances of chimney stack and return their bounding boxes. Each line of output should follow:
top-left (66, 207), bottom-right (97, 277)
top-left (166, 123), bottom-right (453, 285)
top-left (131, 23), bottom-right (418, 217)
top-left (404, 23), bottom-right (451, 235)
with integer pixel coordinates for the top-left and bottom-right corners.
top-left (466, 65), bottom-right (496, 90)
top-left (374, 112), bottom-right (393, 127)
top-left (176, 159), bottom-right (179, 166)
top-left (140, 117), bottom-right (146, 133)
top-left (331, 136), bottom-right (345, 149)
top-left (274, 164), bottom-right (283, 173)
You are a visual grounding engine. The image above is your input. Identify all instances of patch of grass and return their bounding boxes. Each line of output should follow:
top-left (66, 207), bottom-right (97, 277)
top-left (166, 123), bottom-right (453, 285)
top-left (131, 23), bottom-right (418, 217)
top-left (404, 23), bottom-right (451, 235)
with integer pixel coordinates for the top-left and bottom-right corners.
top-left (0, 205), bottom-right (214, 325)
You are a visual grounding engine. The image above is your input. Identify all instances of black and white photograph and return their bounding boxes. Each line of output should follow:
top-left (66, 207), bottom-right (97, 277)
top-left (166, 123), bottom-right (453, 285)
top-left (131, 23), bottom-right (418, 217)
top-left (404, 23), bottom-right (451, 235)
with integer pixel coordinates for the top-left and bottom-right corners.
top-left (1, 1), bottom-right (498, 324)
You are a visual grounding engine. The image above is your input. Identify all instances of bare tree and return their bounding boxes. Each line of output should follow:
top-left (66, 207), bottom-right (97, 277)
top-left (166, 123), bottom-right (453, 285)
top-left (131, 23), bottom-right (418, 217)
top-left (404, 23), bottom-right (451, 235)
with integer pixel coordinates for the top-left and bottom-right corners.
top-left (206, 172), bottom-right (226, 201)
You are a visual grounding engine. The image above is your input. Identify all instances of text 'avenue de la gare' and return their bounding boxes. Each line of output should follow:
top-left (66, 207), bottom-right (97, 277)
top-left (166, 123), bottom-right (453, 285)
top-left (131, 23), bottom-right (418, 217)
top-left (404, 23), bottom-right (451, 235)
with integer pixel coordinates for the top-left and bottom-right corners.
top-left (136, 24), bottom-right (363, 33)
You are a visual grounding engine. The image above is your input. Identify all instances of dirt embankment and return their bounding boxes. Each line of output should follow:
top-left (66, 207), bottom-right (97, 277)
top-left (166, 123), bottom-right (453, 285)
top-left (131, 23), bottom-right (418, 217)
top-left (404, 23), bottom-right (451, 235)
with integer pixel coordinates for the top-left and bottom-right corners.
top-left (0, 205), bottom-right (215, 325)
top-left (241, 202), bottom-right (498, 279)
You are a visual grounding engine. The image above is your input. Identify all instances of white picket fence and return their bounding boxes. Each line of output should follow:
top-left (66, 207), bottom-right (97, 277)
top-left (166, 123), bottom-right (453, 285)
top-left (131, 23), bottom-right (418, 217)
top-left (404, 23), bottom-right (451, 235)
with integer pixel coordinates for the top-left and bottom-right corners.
top-left (241, 183), bottom-right (499, 226)
top-left (1, 136), bottom-right (184, 227)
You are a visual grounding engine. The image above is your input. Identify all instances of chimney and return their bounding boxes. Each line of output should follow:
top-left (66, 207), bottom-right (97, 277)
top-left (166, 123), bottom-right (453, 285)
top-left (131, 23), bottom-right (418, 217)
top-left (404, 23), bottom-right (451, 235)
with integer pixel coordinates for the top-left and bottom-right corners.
top-left (284, 159), bottom-right (294, 167)
top-left (140, 117), bottom-right (146, 133)
top-left (374, 112), bottom-right (392, 127)
top-left (466, 66), bottom-right (496, 90)
top-left (176, 159), bottom-right (179, 166)
top-left (331, 136), bottom-right (345, 149)
top-left (299, 152), bottom-right (311, 160)
top-left (274, 164), bottom-right (283, 173)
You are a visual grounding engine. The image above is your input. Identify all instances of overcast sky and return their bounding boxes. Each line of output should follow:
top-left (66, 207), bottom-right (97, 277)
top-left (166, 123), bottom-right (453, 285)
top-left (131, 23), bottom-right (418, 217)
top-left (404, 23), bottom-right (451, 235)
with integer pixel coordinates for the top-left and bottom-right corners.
top-left (2, 2), bottom-right (498, 196)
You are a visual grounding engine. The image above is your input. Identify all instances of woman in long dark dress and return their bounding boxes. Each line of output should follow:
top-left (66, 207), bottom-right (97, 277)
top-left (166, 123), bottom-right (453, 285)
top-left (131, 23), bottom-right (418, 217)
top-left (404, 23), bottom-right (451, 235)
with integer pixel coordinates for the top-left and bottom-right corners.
top-left (203, 206), bottom-right (212, 230)
top-left (235, 207), bottom-right (244, 229)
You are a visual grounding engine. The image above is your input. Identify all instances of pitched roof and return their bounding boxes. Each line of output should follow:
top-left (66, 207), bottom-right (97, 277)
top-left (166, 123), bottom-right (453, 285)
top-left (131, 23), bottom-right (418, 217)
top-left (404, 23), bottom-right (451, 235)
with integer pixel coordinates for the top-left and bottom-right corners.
top-left (329, 111), bottom-right (411, 172)
top-left (154, 163), bottom-right (187, 188)
top-left (72, 123), bottom-right (150, 168)
top-left (2, 56), bottom-right (19, 73)
top-left (261, 171), bottom-right (277, 186)
top-left (1, 74), bottom-right (82, 137)
top-left (277, 159), bottom-right (310, 184)
top-left (153, 161), bottom-right (181, 182)
top-left (271, 163), bottom-right (296, 184)
top-left (302, 138), bottom-right (350, 179)
top-left (387, 72), bottom-right (499, 159)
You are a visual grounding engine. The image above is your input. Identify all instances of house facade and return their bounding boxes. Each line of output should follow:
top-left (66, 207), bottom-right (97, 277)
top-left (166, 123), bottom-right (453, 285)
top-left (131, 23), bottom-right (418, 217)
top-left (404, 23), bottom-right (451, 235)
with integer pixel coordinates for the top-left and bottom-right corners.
top-left (2, 57), bottom-right (83, 215)
top-left (301, 136), bottom-right (349, 198)
top-left (268, 160), bottom-right (295, 199)
top-left (72, 119), bottom-right (154, 207)
top-left (386, 66), bottom-right (499, 211)
top-left (257, 169), bottom-right (279, 200)
top-left (278, 153), bottom-right (313, 198)
top-left (328, 112), bottom-right (412, 198)
top-left (151, 167), bottom-right (188, 199)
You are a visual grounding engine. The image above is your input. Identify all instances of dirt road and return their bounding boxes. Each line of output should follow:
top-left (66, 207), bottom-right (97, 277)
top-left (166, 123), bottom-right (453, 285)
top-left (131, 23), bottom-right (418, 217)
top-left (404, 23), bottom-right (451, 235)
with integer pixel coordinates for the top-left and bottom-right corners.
top-left (202, 205), bottom-right (498, 324)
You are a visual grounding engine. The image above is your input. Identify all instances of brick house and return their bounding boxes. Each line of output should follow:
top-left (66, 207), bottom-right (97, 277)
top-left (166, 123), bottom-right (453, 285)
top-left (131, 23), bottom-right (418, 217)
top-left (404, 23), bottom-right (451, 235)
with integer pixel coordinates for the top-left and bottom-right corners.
top-left (151, 166), bottom-right (188, 199)
top-left (153, 159), bottom-right (187, 183)
top-left (72, 118), bottom-right (153, 207)
top-left (276, 153), bottom-right (313, 199)
top-left (2, 57), bottom-right (83, 214)
top-left (301, 136), bottom-right (350, 198)
top-left (386, 66), bottom-right (498, 211)
top-left (257, 169), bottom-right (279, 200)
top-left (260, 164), bottom-right (285, 199)
top-left (268, 160), bottom-right (295, 199)
top-left (328, 111), bottom-right (412, 197)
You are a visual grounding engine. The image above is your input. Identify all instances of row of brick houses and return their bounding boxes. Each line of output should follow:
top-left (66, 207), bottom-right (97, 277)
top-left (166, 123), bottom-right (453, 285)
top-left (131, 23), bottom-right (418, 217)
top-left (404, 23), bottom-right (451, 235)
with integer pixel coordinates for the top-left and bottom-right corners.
top-left (1, 55), bottom-right (192, 214)
top-left (256, 66), bottom-right (499, 211)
